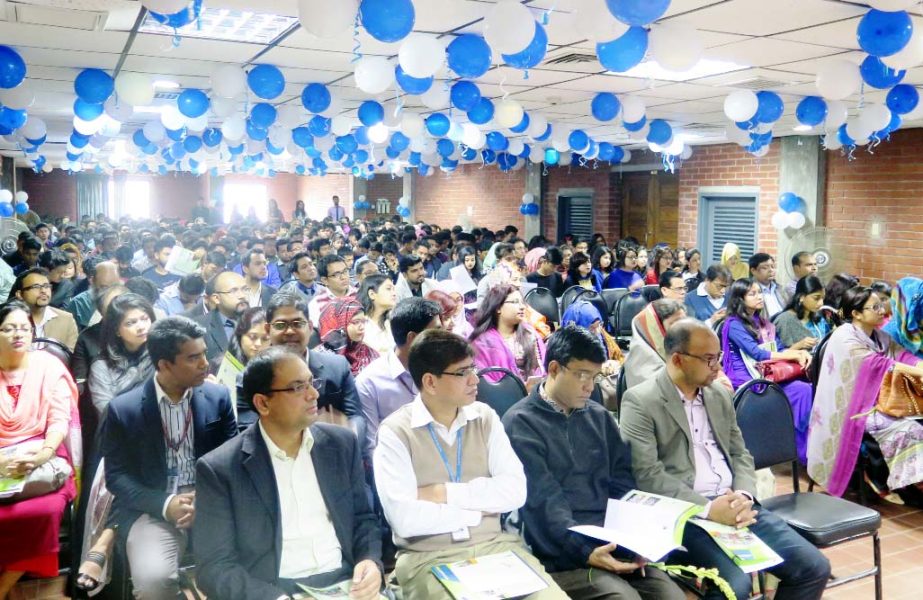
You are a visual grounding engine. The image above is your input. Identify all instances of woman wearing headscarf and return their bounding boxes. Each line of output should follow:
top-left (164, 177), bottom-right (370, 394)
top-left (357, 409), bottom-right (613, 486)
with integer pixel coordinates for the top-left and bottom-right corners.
top-left (317, 298), bottom-right (380, 376)
top-left (561, 301), bottom-right (623, 369)
top-left (721, 242), bottom-right (749, 280)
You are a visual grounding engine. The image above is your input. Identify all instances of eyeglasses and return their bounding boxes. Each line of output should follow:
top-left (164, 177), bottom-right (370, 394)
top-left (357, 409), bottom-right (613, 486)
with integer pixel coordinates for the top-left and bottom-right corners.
top-left (326, 269), bottom-right (350, 279)
top-left (269, 379), bottom-right (323, 394)
top-left (679, 351), bottom-right (724, 368)
top-left (216, 286), bottom-right (246, 295)
top-left (503, 299), bottom-right (523, 305)
top-left (0, 325), bottom-right (32, 335)
top-left (270, 319), bottom-right (309, 332)
top-left (667, 287), bottom-right (687, 293)
top-left (22, 283), bottom-right (52, 292)
top-left (863, 303), bottom-right (886, 313)
top-left (439, 365), bottom-right (479, 378)
top-left (561, 364), bottom-right (604, 383)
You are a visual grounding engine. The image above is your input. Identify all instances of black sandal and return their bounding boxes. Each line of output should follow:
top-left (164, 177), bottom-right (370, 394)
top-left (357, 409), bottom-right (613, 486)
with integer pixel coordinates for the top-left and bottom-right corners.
top-left (76, 550), bottom-right (107, 592)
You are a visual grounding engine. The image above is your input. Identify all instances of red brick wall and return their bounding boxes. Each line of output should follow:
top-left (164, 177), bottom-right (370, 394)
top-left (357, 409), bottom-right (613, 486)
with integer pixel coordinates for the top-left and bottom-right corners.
top-left (542, 166), bottom-right (620, 244)
top-left (296, 173), bottom-right (350, 221)
top-left (365, 174), bottom-right (404, 220)
top-left (413, 164), bottom-right (527, 232)
top-left (825, 128), bottom-right (923, 283)
top-left (677, 141), bottom-right (781, 258)
top-left (21, 169), bottom-right (78, 221)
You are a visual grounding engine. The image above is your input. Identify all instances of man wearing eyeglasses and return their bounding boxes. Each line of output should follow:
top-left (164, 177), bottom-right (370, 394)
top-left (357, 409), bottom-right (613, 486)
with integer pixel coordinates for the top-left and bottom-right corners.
top-left (194, 346), bottom-right (383, 600)
top-left (620, 319), bottom-right (831, 600)
top-left (685, 264), bottom-right (730, 324)
top-left (13, 267), bottom-right (78, 351)
top-left (195, 271), bottom-right (250, 362)
top-left (658, 270), bottom-right (688, 302)
top-left (308, 254), bottom-right (357, 325)
top-left (502, 326), bottom-right (684, 600)
top-left (374, 329), bottom-right (568, 599)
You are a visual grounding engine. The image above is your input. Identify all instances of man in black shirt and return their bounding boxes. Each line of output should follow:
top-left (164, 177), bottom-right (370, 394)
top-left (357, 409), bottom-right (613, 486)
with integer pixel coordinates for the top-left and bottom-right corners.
top-left (526, 247), bottom-right (566, 297)
top-left (142, 237), bottom-right (181, 291)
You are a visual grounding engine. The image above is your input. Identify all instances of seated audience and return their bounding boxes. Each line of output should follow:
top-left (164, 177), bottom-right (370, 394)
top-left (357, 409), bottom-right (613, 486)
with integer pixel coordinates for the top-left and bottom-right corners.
top-left (8, 235), bottom-right (42, 276)
top-left (685, 264), bottom-right (730, 324)
top-left (883, 277), bottom-right (923, 358)
top-left (140, 237), bottom-right (181, 291)
top-left (783, 251), bottom-right (818, 302)
top-left (503, 326), bottom-right (683, 600)
top-left (12, 267), bottom-right (78, 351)
top-left (470, 283), bottom-right (546, 386)
top-left (565, 251), bottom-right (601, 292)
top-left (808, 286), bottom-right (923, 500)
top-left (72, 284), bottom-right (128, 396)
top-left (644, 246), bottom-right (674, 286)
top-left (193, 346), bottom-right (383, 600)
top-left (308, 254), bottom-right (356, 325)
top-left (870, 279), bottom-right (894, 326)
top-left (749, 253), bottom-right (785, 318)
top-left (591, 245), bottom-right (615, 283)
top-left (720, 242), bottom-right (748, 280)
top-left (821, 272), bottom-right (861, 328)
top-left (620, 318), bottom-right (831, 600)
top-left (622, 299), bottom-right (687, 389)
top-left (126, 276), bottom-right (167, 320)
top-left (426, 288), bottom-right (472, 338)
top-left (318, 298), bottom-right (379, 376)
top-left (0, 301), bottom-right (80, 597)
top-left (155, 274), bottom-right (206, 316)
top-left (603, 245), bottom-right (643, 291)
top-left (39, 250), bottom-right (75, 309)
top-left (358, 274), bottom-right (397, 355)
top-left (525, 247), bottom-right (566, 298)
top-left (64, 258), bottom-right (120, 329)
top-left (561, 301), bottom-right (624, 368)
top-left (240, 249), bottom-right (277, 308)
top-left (195, 271), bottom-right (250, 362)
top-left (100, 316), bottom-right (237, 600)
top-left (279, 252), bottom-right (324, 303)
top-left (721, 278), bottom-right (813, 463)
top-left (659, 270), bottom-right (687, 302)
top-left (374, 329), bottom-right (567, 599)
top-left (476, 243), bottom-right (520, 303)
top-left (681, 248), bottom-right (703, 291)
top-left (395, 254), bottom-right (437, 302)
top-left (773, 275), bottom-right (829, 350)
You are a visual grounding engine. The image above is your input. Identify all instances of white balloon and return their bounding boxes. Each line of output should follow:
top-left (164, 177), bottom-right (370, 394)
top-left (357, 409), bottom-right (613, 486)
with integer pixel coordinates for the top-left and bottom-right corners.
top-left (553, 137), bottom-right (571, 153)
top-left (20, 117), bottom-right (46, 141)
top-left (649, 23), bottom-right (703, 72)
top-left (621, 149), bottom-right (632, 163)
top-left (663, 137), bottom-right (684, 156)
top-left (210, 96), bottom-right (237, 119)
top-left (314, 135), bottom-right (334, 152)
top-left (401, 111), bottom-right (424, 137)
top-left (572, 0), bottom-right (628, 43)
top-left (484, 1), bottom-right (535, 54)
top-left (527, 113), bottom-right (548, 139)
top-left (331, 115), bottom-right (352, 136)
top-left (211, 65), bottom-right (248, 99)
top-left (186, 113), bottom-right (208, 132)
top-left (420, 84), bottom-right (449, 110)
top-left (221, 116), bottom-right (246, 141)
top-left (74, 116), bottom-right (101, 135)
top-left (681, 145), bottom-right (693, 160)
top-left (723, 90), bottom-right (759, 122)
top-left (845, 118), bottom-right (873, 143)
top-left (277, 105), bottom-right (304, 128)
top-left (0, 85), bottom-right (33, 110)
top-left (398, 34), bottom-right (445, 79)
top-left (143, 121), bottom-right (166, 143)
top-left (467, 129), bottom-right (487, 150)
top-left (160, 105), bottom-right (186, 130)
top-left (621, 96), bottom-right (646, 123)
top-left (382, 102), bottom-right (402, 127)
top-left (495, 99), bottom-right (524, 129)
top-left (447, 120), bottom-right (464, 142)
top-left (320, 91), bottom-right (343, 117)
top-left (0, 190), bottom-right (12, 203)
top-left (559, 152), bottom-right (573, 166)
top-left (883, 22), bottom-right (923, 70)
top-left (859, 103), bottom-right (891, 132)
top-left (368, 123), bottom-right (389, 144)
top-left (142, 0), bottom-right (189, 13)
top-left (816, 59), bottom-right (861, 100)
top-left (354, 56), bottom-right (394, 95)
top-left (42, 162), bottom-right (53, 173)
top-left (508, 138), bottom-right (525, 157)
top-left (522, 192), bottom-right (535, 204)
top-left (99, 116), bottom-right (121, 137)
top-left (462, 123), bottom-right (482, 148)
top-left (788, 212), bottom-right (806, 229)
top-left (298, 0), bottom-right (357, 38)
top-left (104, 96), bottom-right (133, 122)
top-left (268, 124), bottom-right (288, 147)
top-left (822, 134), bottom-right (842, 151)
top-left (115, 72), bottom-right (154, 106)
top-left (824, 99), bottom-right (848, 130)
top-left (771, 211), bottom-right (788, 230)
top-left (753, 145), bottom-right (770, 158)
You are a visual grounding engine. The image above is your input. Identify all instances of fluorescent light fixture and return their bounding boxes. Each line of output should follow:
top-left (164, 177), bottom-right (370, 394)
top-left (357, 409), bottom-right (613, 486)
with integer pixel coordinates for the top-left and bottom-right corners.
top-left (153, 80), bottom-right (180, 89)
top-left (613, 58), bottom-right (749, 83)
top-left (134, 106), bottom-right (165, 114)
top-left (140, 8), bottom-right (298, 44)
top-left (792, 124), bottom-right (813, 132)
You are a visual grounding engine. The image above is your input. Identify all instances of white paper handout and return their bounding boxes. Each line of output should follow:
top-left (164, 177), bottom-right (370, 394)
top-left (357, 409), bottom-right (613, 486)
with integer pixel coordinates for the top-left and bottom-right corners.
top-left (431, 550), bottom-right (548, 600)
top-left (164, 245), bottom-right (200, 276)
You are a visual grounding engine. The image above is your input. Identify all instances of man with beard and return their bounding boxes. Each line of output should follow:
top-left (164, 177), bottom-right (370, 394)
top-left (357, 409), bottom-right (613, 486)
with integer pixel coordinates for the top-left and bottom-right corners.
top-left (141, 237), bottom-right (181, 292)
top-left (280, 252), bottom-right (325, 303)
top-left (195, 271), bottom-right (250, 362)
top-left (13, 267), bottom-right (79, 351)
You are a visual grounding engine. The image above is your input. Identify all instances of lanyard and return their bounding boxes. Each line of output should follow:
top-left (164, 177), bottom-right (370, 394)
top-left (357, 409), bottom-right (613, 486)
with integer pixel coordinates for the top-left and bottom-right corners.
top-left (427, 424), bottom-right (463, 483)
top-left (161, 400), bottom-right (193, 453)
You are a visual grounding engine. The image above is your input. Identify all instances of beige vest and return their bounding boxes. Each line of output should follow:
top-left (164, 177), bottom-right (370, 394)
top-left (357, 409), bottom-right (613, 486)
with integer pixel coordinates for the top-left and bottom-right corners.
top-left (383, 401), bottom-right (500, 551)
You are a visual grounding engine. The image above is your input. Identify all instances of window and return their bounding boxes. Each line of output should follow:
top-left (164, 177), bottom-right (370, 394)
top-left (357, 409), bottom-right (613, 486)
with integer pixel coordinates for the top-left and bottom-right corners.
top-left (223, 182), bottom-right (267, 222)
top-left (108, 178), bottom-right (151, 219)
top-left (697, 189), bottom-right (758, 266)
top-left (556, 190), bottom-right (594, 241)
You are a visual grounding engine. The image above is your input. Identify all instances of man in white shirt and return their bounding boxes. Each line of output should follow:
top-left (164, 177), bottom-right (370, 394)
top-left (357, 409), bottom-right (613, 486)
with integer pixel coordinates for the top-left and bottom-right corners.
top-left (749, 253), bottom-right (784, 318)
top-left (194, 346), bottom-right (382, 600)
top-left (374, 329), bottom-right (567, 599)
top-left (241, 248), bottom-right (277, 308)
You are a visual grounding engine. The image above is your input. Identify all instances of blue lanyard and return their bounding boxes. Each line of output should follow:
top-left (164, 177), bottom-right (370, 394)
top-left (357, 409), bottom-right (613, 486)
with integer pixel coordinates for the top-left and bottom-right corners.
top-left (427, 424), bottom-right (463, 483)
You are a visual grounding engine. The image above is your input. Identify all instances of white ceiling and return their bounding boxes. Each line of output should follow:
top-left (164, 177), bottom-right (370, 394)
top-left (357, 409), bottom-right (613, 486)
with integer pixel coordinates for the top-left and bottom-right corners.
top-left (0, 0), bottom-right (915, 167)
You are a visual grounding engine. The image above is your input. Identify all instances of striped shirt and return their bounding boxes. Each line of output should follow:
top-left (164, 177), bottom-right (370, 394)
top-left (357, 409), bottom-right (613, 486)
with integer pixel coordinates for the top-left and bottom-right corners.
top-left (154, 377), bottom-right (196, 487)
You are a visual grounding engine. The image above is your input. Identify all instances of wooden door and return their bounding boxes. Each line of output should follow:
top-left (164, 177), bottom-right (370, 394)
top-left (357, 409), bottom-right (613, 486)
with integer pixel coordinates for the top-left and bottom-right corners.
top-left (654, 172), bottom-right (678, 248)
top-left (619, 171), bottom-right (678, 248)
top-left (621, 172), bottom-right (653, 245)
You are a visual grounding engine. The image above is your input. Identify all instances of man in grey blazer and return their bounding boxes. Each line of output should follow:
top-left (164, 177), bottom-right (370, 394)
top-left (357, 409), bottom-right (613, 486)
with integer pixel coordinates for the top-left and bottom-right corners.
top-left (620, 319), bottom-right (830, 600)
top-left (194, 346), bottom-right (382, 600)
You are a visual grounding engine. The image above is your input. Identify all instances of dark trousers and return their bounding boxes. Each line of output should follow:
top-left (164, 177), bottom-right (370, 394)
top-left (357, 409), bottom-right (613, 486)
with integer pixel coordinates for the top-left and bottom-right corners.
top-left (671, 507), bottom-right (831, 600)
top-left (550, 566), bottom-right (685, 600)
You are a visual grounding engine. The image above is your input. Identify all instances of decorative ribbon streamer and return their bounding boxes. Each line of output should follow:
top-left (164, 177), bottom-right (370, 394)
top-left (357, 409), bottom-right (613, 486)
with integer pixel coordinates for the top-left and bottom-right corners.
top-left (847, 145), bottom-right (856, 161)
top-left (662, 153), bottom-right (676, 173)
top-left (352, 13), bottom-right (362, 63)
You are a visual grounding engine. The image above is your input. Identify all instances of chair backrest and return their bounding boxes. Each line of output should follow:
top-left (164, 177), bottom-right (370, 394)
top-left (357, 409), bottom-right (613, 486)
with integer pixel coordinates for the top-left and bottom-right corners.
top-left (32, 338), bottom-right (73, 366)
top-left (733, 379), bottom-right (799, 475)
top-left (524, 287), bottom-right (559, 327)
top-left (615, 370), bottom-right (628, 416)
top-left (809, 329), bottom-right (835, 392)
top-left (576, 291), bottom-right (609, 330)
top-left (614, 292), bottom-right (649, 338)
top-left (641, 284), bottom-right (663, 303)
top-left (560, 285), bottom-right (588, 313)
top-left (476, 367), bottom-right (528, 418)
top-left (712, 315), bottom-right (726, 337)
top-left (602, 288), bottom-right (629, 332)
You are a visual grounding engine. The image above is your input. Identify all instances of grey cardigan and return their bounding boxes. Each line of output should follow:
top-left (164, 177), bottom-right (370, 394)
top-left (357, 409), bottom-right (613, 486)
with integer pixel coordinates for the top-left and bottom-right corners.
top-left (773, 310), bottom-right (813, 348)
top-left (88, 354), bottom-right (155, 418)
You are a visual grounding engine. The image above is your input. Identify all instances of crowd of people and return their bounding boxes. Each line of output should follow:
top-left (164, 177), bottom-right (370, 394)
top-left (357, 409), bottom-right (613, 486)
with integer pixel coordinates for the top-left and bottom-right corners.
top-left (0, 197), bottom-right (921, 600)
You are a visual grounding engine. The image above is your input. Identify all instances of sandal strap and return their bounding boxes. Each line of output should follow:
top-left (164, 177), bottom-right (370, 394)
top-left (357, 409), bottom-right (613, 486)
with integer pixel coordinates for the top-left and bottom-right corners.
top-left (85, 550), bottom-right (107, 567)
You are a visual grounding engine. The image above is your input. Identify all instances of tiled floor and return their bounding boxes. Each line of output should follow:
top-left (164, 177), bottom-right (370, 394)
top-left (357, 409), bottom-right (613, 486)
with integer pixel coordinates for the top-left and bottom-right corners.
top-left (9, 467), bottom-right (921, 599)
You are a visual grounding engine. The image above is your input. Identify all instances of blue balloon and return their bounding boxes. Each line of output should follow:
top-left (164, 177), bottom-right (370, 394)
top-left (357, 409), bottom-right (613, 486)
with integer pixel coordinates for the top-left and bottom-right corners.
top-left (437, 138), bottom-right (455, 157)
top-left (390, 131), bottom-right (410, 151)
top-left (447, 34), bottom-right (492, 79)
top-left (14, 202), bottom-right (27, 215)
top-left (519, 204), bottom-right (530, 215)
top-left (518, 143), bottom-right (531, 159)
top-left (246, 120), bottom-right (268, 141)
top-left (292, 126), bottom-right (313, 148)
top-left (395, 66), bottom-right (433, 95)
top-left (0, 106), bottom-right (26, 130)
top-left (74, 68), bottom-right (113, 104)
top-left (184, 135), bottom-right (202, 153)
top-left (0, 203), bottom-right (13, 217)
top-left (202, 127), bottom-right (223, 147)
top-left (597, 142), bottom-right (615, 161)
top-left (177, 88), bottom-right (209, 118)
top-left (501, 21), bottom-right (548, 70)
top-left (409, 151), bottom-right (421, 166)
top-left (755, 91), bottom-right (784, 124)
top-left (605, 0), bottom-right (671, 26)
top-left (336, 134), bottom-right (358, 153)
top-left (467, 97), bottom-right (494, 125)
top-left (354, 126), bottom-right (370, 145)
top-left (481, 149), bottom-right (496, 164)
top-left (795, 96), bottom-right (827, 127)
top-left (778, 192), bottom-right (806, 214)
top-left (142, 143), bottom-right (158, 155)
top-left (461, 146), bottom-right (477, 161)
top-left (510, 112), bottom-right (530, 133)
top-left (591, 92), bottom-right (621, 121)
top-left (228, 143), bottom-right (245, 155)
top-left (544, 147), bottom-right (559, 165)
top-left (610, 146), bottom-right (625, 163)
top-left (358, 100), bottom-right (385, 126)
top-left (857, 9), bottom-right (913, 58)
top-left (623, 115), bottom-right (646, 132)
top-left (308, 115), bottom-right (332, 137)
top-left (250, 102), bottom-right (277, 128)
top-left (166, 127), bottom-right (186, 142)
top-left (170, 141), bottom-right (186, 159)
top-left (359, 0), bottom-right (415, 43)
top-left (451, 81), bottom-right (482, 111)
top-left (860, 55), bottom-right (905, 89)
top-left (386, 146), bottom-right (401, 159)
top-left (248, 64), bottom-right (286, 100)
top-left (486, 131), bottom-right (508, 152)
top-left (150, 0), bottom-right (202, 28)
top-left (534, 124), bottom-right (552, 142)
top-left (301, 83), bottom-right (331, 113)
top-left (425, 113), bottom-right (450, 137)
top-left (647, 119), bottom-right (672, 145)
top-left (66, 151), bottom-right (82, 162)
top-left (568, 129), bottom-right (589, 151)
top-left (596, 27), bottom-right (648, 73)
top-left (0, 46), bottom-right (26, 89)
top-left (355, 149), bottom-right (369, 163)
top-left (887, 83), bottom-right (919, 114)
top-left (69, 132), bottom-right (89, 148)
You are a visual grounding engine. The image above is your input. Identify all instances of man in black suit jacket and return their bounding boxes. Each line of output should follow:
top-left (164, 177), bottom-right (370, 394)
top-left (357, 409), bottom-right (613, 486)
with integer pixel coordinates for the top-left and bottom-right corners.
top-left (194, 346), bottom-right (382, 600)
top-left (194, 270), bottom-right (250, 362)
top-left (102, 316), bottom-right (237, 599)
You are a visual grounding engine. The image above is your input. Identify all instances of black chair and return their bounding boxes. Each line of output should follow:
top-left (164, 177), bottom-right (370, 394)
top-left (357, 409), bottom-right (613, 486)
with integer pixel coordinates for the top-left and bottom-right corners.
top-left (808, 329), bottom-right (835, 393)
top-left (572, 291), bottom-right (609, 331)
top-left (614, 370), bottom-right (628, 419)
top-left (476, 367), bottom-right (528, 418)
top-left (640, 284), bottom-right (662, 303)
top-left (712, 316), bottom-right (726, 338)
top-left (560, 285), bottom-right (587, 314)
top-left (524, 287), bottom-right (559, 328)
top-left (32, 337), bottom-right (74, 366)
top-left (734, 379), bottom-right (882, 600)
top-left (602, 288), bottom-right (630, 333)
top-left (613, 292), bottom-right (649, 347)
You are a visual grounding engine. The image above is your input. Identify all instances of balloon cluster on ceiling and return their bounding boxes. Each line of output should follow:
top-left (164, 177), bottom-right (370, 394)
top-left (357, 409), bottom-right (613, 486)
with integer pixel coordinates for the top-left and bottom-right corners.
top-left (4, 0), bottom-right (713, 178)
top-left (771, 192), bottom-right (809, 231)
top-left (722, 0), bottom-right (923, 158)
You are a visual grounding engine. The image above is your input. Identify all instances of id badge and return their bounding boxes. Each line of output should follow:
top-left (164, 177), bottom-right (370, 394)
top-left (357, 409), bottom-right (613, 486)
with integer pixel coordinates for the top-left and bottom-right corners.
top-left (451, 527), bottom-right (470, 542)
top-left (166, 472), bottom-right (179, 495)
